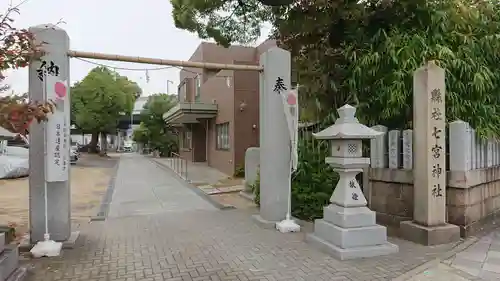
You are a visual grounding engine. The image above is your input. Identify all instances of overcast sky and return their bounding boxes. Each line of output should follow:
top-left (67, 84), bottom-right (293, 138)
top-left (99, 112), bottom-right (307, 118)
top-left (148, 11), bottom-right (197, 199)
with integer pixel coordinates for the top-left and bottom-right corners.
top-left (2, 0), bottom-right (270, 97)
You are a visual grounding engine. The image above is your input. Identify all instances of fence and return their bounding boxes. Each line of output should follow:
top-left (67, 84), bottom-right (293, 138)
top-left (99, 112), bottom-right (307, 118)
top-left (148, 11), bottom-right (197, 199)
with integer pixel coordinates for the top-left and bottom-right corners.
top-left (369, 120), bottom-right (500, 172)
top-left (170, 152), bottom-right (189, 180)
top-left (367, 120), bottom-right (500, 237)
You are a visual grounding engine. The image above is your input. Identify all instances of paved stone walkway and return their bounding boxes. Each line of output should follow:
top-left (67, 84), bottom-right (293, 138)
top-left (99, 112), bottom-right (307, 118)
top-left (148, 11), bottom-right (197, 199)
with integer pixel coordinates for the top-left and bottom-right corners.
top-left (26, 154), bottom-right (469, 281)
top-left (108, 154), bottom-right (217, 218)
top-left (407, 263), bottom-right (472, 281)
top-left (444, 229), bottom-right (500, 280)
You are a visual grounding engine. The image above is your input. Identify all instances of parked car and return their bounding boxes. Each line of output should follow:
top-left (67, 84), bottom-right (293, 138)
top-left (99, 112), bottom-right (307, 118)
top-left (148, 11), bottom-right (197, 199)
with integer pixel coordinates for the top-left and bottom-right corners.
top-left (71, 143), bottom-right (81, 158)
top-left (123, 141), bottom-right (133, 152)
top-left (6, 138), bottom-right (29, 149)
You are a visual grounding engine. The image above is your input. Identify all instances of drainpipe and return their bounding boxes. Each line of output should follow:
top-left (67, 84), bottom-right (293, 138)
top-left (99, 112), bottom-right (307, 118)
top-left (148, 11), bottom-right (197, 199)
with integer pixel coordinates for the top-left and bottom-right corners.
top-left (190, 123), bottom-right (194, 161)
top-left (206, 119), bottom-right (209, 164)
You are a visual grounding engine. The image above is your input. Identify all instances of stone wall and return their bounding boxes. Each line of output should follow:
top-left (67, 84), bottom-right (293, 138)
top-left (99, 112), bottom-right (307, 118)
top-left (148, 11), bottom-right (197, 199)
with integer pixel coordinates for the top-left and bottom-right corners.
top-left (369, 167), bottom-right (500, 237)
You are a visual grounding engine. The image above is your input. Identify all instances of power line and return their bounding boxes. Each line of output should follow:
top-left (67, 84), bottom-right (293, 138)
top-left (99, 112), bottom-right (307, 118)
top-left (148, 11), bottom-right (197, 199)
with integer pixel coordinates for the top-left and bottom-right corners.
top-left (73, 57), bottom-right (176, 71)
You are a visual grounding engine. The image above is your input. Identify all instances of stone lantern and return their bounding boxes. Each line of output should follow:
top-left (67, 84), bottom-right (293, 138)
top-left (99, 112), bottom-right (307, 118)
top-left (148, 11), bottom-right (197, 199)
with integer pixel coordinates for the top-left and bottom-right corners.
top-left (305, 104), bottom-right (399, 260)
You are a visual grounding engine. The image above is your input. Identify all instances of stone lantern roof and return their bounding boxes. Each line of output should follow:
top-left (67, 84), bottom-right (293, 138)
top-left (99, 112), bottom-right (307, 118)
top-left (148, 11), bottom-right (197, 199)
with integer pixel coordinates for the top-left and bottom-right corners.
top-left (313, 104), bottom-right (382, 140)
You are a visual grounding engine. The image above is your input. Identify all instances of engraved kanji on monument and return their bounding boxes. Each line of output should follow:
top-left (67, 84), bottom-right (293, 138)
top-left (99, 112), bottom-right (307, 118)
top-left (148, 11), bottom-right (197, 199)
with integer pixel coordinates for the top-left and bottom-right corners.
top-left (400, 61), bottom-right (460, 246)
top-left (402, 130), bottom-right (413, 170)
top-left (370, 125), bottom-right (387, 168)
top-left (305, 104), bottom-right (398, 260)
top-left (388, 130), bottom-right (400, 169)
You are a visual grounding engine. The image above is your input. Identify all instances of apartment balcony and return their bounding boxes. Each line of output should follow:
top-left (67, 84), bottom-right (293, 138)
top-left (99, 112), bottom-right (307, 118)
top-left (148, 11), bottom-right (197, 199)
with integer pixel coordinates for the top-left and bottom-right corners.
top-left (163, 102), bottom-right (218, 126)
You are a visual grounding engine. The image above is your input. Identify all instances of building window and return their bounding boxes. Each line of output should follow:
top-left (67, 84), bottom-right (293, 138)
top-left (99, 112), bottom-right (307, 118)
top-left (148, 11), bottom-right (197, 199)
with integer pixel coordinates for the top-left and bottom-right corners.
top-left (216, 122), bottom-right (229, 150)
top-left (195, 75), bottom-right (201, 102)
top-left (181, 130), bottom-right (192, 149)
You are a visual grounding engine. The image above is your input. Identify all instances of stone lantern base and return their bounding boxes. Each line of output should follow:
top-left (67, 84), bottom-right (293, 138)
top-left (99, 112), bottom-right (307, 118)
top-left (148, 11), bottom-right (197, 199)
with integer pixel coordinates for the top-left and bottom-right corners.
top-left (306, 204), bottom-right (399, 260)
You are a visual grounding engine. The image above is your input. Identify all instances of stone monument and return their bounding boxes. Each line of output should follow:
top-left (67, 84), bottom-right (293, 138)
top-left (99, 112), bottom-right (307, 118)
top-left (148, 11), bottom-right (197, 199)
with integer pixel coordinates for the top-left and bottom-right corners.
top-left (27, 24), bottom-right (78, 246)
top-left (306, 104), bottom-right (399, 260)
top-left (253, 48), bottom-right (291, 227)
top-left (241, 147), bottom-right (259, 200)
top-left (400, 61), bottom-right (460, 245)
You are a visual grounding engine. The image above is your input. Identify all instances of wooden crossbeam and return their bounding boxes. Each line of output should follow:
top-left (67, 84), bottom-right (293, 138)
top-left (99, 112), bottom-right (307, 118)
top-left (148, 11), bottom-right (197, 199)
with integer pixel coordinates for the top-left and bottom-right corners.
top-left (67, 50), bottom-right (264, 72)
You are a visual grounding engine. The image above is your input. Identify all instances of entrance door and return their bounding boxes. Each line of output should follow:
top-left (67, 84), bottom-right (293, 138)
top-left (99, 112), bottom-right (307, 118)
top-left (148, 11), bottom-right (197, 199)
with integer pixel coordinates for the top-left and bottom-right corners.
top-left (192, 123), bottom-right (207, 162)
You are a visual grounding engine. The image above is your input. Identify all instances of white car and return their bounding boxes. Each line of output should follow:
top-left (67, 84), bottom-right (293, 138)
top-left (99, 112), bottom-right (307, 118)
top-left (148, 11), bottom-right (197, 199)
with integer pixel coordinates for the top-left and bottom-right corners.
top-left (123, 142), bottom-right (133, 152)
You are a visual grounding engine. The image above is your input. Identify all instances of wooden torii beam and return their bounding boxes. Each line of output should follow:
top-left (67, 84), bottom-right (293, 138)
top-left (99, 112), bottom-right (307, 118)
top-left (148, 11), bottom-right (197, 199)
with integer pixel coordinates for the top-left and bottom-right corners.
top-left (67, 50), bottom-right (264, 72)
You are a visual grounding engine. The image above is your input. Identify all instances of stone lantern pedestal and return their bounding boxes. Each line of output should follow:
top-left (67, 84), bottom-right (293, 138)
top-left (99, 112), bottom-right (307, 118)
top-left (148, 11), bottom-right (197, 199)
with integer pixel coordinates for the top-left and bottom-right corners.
top-left (305, 105), bottom-right (399, 260)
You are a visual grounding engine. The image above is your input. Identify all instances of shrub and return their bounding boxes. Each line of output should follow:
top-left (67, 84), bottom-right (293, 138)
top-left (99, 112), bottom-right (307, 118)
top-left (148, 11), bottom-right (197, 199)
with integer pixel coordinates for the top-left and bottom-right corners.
top-left (290, 137), bottom-right (336, 221)
top-left (233, 165), bottom-right (245, 178)
top-left (253, 137), bottom-right (336, 220)
top-left (251, 169), bottom-right (260, 206)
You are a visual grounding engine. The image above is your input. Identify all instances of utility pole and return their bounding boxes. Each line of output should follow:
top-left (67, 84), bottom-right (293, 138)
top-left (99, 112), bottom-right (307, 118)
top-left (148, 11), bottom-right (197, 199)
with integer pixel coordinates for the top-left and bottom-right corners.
top-left (166, 80), bottom-right (173, 94)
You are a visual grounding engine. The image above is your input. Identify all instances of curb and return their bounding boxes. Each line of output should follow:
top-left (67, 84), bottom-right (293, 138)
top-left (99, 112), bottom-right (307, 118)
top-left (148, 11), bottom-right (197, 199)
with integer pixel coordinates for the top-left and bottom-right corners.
top-left (150, 159), bottom-right (236, 210)
top-left (91, 156), bottom-right (121, 221)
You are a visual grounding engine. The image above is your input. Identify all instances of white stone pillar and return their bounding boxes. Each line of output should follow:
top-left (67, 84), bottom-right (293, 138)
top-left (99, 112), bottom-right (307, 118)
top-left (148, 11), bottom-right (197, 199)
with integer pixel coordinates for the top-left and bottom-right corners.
top-left (400, 61), bottom-right (459, 245)
top-left (479, 140), bottom-right (485, 168)
top-left (28, 24), bottom-right (71, 242)
top-left (487, 140), bottom-right (494, 168)
top-left (370, 125), bottom-right (387, 168)
top-left (471, 129), bottom-right (477, 170)
top-left (402, 129), bottom-right (413, 170)
top-left (253, 48), bottom-right (291, 226)
top-left (494, 141), bottom-right (498, 166)
top-left (449, 121), bottom-right (471, 172)
top-left (243, 147), bottom-right (260, 193)
top-left (497, 142), bottom-right (500, 166)
top-left (388, 130), bottom-right (400, 169)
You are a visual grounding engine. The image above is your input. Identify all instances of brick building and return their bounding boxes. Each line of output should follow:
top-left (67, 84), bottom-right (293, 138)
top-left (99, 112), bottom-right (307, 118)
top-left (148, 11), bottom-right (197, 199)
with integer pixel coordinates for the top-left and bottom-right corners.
top-left (162, 40), bottom-right (277, 175)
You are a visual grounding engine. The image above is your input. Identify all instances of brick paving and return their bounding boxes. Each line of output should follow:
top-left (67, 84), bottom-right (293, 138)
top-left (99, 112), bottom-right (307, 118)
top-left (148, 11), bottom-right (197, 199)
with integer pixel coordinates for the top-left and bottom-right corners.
top-left (406, 264), bottom-right (472, 281)
top-left (24, 154), bottom-right (466, 281)
top-left (444, 229), bottom-right (500, 281)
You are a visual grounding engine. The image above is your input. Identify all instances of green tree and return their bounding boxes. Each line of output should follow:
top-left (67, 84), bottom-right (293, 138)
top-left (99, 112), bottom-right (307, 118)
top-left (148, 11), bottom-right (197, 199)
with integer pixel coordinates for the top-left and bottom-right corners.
top-left (171, 0), bottom-right (275, 47)
top-left (171, 0), bottom-right (500, 136)
top-left (0, 4), bottom-right (55, 134)
top-left (137, 93), bottom-right (178, 156)
top-left (71, 67), bottom-right (141, 153)
top-left (132, 122), bottom-right (149, 144)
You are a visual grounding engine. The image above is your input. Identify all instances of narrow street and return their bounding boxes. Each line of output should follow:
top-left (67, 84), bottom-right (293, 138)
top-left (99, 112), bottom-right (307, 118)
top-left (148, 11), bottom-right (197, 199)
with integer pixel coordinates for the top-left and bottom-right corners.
top-left (25, 154), bottom-right (478, 281)
top-left (108, 154), bottom-right (217, 218)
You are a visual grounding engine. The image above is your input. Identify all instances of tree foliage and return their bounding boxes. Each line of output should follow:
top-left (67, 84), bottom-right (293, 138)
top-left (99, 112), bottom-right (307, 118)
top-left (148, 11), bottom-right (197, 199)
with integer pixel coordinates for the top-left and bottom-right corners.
top-left (136, 93), bottom-right (178, 156)
top-left (171, 0), bottom-right (274, 47)
top-left (132, 122), bottom-right (149, 144)
top-left (171, 0), bottom-right (500, 137)
top-left (0, 4), bottom-right (55, 134)
top-left (71, 67), bottom-right (141, 152)
top-left (281, 0), bottom-right (500, 138)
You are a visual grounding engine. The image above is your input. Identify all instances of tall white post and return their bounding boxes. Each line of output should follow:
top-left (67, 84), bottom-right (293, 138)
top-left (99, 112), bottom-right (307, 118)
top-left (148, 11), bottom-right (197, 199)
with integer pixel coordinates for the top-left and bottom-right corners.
top-left (253, 48), bottom-right (291, 226)
top-left (449, 121), bottom-right (471, 172)
top-left (28, 25), bottom-right (72, 243)
top-left (370, 125), bottom-right (388, 168)
top-left (402, 129), bottom-right (413, 170)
